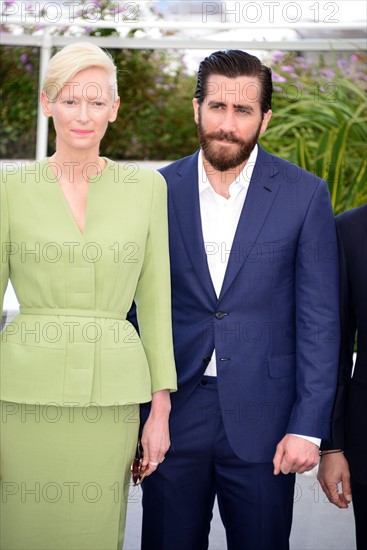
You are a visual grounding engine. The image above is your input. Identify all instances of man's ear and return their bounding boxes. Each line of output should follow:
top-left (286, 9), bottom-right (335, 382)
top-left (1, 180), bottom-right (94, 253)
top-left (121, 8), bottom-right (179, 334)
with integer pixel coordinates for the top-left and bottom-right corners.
top-left (41, 90), bottom-right (53, 118)
top-left (192, 98), bottom-right (199, 125)
top-left (260, 110), bottom-right (272, 135)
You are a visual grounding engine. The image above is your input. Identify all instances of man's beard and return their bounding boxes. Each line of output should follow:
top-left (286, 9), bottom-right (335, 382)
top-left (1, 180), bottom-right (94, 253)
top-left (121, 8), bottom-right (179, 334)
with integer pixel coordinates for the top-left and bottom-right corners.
top-left (197, 111), bottom-right (262, 172)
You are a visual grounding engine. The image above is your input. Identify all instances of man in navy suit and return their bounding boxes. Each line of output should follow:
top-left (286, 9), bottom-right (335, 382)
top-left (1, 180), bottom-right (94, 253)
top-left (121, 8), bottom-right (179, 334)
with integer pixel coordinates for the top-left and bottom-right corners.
top-left (318, 204), bottom-right (367, 549)
top-left (140, 50), bottom-right (340, 550)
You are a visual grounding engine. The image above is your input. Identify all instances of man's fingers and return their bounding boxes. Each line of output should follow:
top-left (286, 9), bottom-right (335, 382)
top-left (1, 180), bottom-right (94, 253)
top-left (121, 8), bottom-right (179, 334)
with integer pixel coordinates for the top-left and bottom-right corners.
top-left (274, 448), bottom-right (302, 475)
top-left (290, 456), bottom-right (319, 474)
top-left (274, 435), bottom-right (319, 476)
top-left (273, 444), bottom-right (284, 475)
top-left (280, 452), bottom-right (307, 475)
top-left (280, 455), bottom-right (293, 475)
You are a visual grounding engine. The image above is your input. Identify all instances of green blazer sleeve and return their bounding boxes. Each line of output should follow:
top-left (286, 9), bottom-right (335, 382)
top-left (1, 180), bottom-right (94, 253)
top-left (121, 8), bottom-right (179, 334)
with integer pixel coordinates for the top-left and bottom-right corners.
top-left (134, 171), bottom-right (177, 394)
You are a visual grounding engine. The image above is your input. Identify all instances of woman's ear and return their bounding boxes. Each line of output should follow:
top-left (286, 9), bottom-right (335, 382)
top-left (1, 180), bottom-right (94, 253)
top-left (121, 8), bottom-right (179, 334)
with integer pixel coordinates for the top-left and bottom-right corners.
top-left (108, 96), bottom-right (120, 123)
top-left (40, 90), bottom-right (52, 118)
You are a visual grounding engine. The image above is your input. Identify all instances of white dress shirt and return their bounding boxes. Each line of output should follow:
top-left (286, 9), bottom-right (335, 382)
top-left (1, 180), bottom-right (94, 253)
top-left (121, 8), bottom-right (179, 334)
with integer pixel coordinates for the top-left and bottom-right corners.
top-left (199, 145), bottom-right (257, 376)
top-left (198, 145), bottom-right (320, 448)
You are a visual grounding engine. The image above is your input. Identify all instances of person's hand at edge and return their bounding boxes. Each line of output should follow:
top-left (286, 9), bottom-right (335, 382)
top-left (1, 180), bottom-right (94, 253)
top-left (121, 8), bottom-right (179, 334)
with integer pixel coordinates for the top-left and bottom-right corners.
top-left (317, 451), bottom-right (352, 508)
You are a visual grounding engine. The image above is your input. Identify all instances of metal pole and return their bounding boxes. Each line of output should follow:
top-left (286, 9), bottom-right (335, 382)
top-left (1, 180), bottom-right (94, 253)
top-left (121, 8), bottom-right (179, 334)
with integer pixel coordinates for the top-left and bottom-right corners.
top-left (35, 29), bottom-right (52, 161)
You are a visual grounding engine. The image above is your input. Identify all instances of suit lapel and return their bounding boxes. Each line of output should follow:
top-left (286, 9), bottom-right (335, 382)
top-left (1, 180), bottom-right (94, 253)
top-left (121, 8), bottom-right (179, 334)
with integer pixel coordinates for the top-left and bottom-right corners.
top-left (219, 147), bottom-right (281, 301)
top-left (169, 152), bottom-right (217, 302)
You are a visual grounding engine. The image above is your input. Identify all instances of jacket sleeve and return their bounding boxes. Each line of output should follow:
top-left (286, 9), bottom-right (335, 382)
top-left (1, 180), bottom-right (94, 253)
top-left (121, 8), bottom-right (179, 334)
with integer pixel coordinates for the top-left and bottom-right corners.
top-left (323, 219), bottom-right (356, 449)
top-left (134, 170), bottom-right (177, 394)
top-left (287, 179), bottom-right (340, 439)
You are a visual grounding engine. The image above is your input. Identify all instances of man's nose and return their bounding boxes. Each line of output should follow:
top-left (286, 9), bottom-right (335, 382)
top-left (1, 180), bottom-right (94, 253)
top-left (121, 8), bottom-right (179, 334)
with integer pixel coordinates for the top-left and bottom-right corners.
top-left (218, 110), bottom-right (237, 134)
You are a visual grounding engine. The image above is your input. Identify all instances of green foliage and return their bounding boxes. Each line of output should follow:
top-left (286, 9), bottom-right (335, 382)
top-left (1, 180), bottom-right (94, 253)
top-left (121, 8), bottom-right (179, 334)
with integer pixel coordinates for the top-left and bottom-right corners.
top-left (0, 46), bottom-right (39, 158)
top-left (1, 4), bottom-right (366, 213)
top-left (261, 52), bottom-right (367, 213)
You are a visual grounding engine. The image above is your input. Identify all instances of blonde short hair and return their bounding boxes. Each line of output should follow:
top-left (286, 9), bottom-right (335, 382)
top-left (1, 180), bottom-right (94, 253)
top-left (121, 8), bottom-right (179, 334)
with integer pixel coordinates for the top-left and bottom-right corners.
top-left (42, 41), bottom-right (118, 101)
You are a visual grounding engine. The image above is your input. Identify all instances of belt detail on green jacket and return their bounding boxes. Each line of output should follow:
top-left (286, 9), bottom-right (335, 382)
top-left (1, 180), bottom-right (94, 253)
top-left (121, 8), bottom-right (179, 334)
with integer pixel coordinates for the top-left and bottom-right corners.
top-left (19, 307), bottom-right (126, 320)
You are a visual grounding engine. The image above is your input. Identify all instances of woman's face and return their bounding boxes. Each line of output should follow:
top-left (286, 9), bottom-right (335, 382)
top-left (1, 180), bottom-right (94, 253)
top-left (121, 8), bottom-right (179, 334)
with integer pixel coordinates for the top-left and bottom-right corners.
top-left (41, 67), bottom-right (120, 155)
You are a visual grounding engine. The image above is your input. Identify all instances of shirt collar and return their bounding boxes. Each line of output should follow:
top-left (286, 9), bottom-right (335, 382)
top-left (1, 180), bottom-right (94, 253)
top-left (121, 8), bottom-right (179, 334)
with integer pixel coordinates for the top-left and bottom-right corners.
top-left (198, 144), bottom-right (259, 195)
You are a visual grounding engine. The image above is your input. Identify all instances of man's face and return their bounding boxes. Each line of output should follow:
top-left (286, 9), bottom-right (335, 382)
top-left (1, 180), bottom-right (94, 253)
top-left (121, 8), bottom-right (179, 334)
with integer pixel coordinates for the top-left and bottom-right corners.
top-left (193, 74), bottom-right (272, 171)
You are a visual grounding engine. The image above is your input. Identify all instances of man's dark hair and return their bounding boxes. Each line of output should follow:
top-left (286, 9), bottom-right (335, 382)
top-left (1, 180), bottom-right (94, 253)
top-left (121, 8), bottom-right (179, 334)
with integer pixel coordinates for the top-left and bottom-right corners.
top-left (194, 50), bottom-right (272, 114)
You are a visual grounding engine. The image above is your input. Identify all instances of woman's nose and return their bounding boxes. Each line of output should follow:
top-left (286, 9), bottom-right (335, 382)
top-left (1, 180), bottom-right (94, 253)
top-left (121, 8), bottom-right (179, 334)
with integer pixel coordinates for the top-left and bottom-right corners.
top-left (77, 101), bottom-right (90, 123)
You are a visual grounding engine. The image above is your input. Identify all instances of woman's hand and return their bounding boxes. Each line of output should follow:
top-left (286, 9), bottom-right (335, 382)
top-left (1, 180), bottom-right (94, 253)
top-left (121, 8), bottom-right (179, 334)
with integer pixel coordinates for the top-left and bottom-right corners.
top-left (140, 389), bottom-right (171, 478)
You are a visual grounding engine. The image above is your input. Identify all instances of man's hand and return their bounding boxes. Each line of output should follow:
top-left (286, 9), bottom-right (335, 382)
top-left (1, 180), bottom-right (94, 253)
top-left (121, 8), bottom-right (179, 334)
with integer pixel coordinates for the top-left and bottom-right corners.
top-left (273, 434), bottom-right (319, 475)
top-left (317, 452), bottom-right (352, 508)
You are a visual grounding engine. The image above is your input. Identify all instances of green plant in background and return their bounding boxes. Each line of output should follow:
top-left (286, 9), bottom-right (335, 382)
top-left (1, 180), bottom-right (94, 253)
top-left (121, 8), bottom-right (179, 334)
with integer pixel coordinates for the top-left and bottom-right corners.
top-left (0, 46), bottom-right (39, 158)
top-left (0, 0), bottom-right (198, 161)
top-left (1, 1), bottom-right (366, 212)
top-left (261, 52), bottom-right (367, 214)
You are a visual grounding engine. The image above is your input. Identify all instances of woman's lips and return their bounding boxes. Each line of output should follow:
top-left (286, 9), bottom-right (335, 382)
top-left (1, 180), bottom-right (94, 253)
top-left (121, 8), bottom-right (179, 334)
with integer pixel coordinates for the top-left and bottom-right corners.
top-left (71, 129), bottom-right (94, 136)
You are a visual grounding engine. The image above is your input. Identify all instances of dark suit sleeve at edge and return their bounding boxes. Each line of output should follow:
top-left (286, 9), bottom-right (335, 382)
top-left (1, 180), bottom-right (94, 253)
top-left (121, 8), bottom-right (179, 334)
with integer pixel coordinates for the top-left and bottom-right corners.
top-left (322, 220), bottom-right (357, 450)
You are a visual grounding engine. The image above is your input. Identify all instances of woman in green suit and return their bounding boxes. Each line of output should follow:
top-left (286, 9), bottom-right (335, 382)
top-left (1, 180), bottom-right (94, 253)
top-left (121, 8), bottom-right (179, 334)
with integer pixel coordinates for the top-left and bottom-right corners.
top-left (0, 42), bottom-right (177, 549)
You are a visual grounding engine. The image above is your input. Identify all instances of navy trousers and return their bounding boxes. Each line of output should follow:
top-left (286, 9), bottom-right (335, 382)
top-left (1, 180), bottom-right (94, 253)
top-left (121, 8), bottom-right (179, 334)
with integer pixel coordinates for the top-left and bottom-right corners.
top-left (141, 377), bottom-right (295, 550)
top-left (351, 479), bottom-right (367, 550)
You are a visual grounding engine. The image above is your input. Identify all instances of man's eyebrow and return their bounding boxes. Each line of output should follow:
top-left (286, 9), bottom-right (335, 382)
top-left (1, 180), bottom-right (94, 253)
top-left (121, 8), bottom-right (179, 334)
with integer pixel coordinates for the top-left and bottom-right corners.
top-left (206, 100), bottom-right (254, 112)
top-left (234, 103), bottom-right (254, 112)
top-left (207, 100), bottom-right (225, 107)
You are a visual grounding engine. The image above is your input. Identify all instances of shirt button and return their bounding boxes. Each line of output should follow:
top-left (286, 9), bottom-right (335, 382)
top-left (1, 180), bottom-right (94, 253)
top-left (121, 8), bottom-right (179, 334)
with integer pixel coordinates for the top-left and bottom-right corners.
top-left (215, 311), bottom-right (227, 319)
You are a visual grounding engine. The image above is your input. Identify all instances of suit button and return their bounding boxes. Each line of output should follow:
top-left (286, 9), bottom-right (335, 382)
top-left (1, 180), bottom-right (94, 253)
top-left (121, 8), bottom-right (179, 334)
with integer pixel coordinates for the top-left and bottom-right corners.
top-left (219, 357), bottom-right (231, 361)
top-left (215, 311), bottom-right (227, 319)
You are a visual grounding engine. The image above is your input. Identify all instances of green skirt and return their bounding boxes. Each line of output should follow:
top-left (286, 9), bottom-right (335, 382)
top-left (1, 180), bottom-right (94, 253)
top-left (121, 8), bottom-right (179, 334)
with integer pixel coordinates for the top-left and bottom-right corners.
top-left (0, 401), bottom-right (139, 550)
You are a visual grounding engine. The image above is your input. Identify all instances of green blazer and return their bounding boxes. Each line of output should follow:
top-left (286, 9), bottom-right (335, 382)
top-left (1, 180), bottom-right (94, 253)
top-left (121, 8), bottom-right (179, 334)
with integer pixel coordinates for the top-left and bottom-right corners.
top-left (0, 158), bottom-right (177, 406)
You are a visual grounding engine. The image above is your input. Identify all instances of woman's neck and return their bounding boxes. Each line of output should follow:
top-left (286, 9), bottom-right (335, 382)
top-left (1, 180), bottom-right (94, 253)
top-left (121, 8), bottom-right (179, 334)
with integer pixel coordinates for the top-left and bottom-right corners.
top-left (48, 151), bottom-right (106, 185)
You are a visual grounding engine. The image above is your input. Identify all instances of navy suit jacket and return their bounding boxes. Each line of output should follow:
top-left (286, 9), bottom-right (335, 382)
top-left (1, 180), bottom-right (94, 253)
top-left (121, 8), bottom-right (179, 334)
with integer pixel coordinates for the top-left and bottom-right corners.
top-left (155, 145), bottom-right (340, 463)
top-left (325, 204), bottom-right (367, 483)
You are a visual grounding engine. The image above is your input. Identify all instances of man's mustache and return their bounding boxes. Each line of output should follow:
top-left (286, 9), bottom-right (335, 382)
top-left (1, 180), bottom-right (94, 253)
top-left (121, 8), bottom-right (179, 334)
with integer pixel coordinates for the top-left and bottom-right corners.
top-left (204, 131), bottom-right (243, 145)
